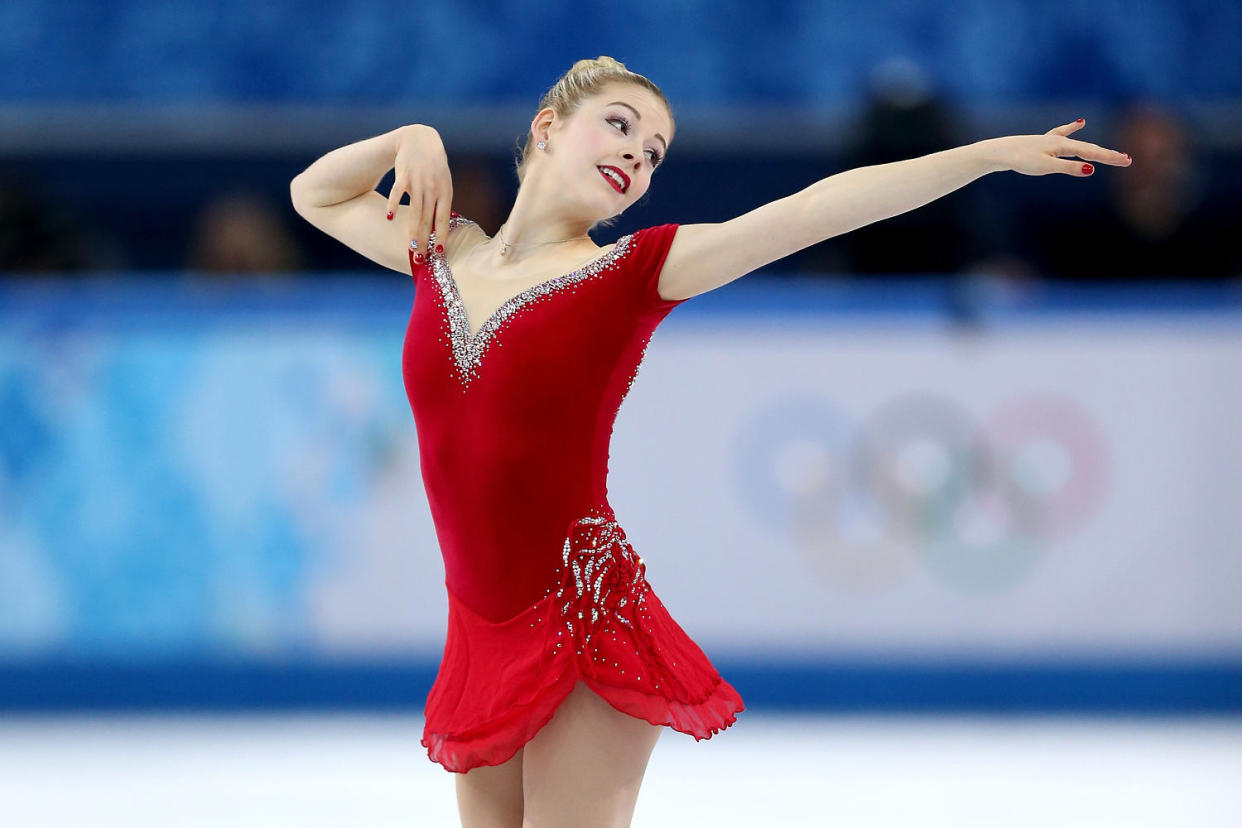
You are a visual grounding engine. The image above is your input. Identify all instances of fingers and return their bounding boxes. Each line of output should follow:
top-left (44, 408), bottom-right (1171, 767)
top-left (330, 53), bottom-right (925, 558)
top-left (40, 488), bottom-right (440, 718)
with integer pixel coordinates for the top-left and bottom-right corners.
top-left (403, 188), bottom-right (454, 267)
top-left (408, 190), bottom-right (432, 265)
top-left (1045, 119), bottom-right (1131, 167)
top-left (386, 177), bottom-right (404, 223)
top-left (431, 193), bottom-right (452, 259)
top-left (409, 189), bottom-right (424, 261)
top-left (1054, 139), bottom-right (1131, 167)
top-left (1073, 141), bottom-right (1131, 165)
top-left (419, 189), bottom-right (435, 262)
top-left (414, 175), bottom-right (453, 265)
top-left (1046, 118), bottom-right (1086, 137)
top-left (1057, 158), bottom-right (1097, 176)
top-left (394, 165), bottom-right (453, 267)
top-left (389, 175), bottom-right (428, 264)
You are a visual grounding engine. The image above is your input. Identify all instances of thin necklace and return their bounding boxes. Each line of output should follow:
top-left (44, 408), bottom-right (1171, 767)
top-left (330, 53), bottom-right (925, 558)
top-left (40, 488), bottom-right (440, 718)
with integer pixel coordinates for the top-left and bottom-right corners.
top-left (496, 225), bottom-right (591, 257)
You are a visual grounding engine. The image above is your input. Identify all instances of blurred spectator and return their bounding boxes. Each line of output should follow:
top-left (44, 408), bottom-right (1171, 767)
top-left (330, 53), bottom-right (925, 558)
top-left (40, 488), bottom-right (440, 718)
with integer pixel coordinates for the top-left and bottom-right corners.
top-left (1017, 102), bottom-right (1240, 281)
top-left (0, 174), bottom-right (129, 273)
top-left (446, 156), bottom-right (507, 237)
top-left (796, 58), bottom-right (1019, 277)
top-left (187, 191), bottom-right (305, 274)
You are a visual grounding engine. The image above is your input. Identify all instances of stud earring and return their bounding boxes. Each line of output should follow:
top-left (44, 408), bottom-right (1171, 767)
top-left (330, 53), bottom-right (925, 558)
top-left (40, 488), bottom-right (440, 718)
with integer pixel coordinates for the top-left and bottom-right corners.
top-left (537, 141), bottom-right (547, 150)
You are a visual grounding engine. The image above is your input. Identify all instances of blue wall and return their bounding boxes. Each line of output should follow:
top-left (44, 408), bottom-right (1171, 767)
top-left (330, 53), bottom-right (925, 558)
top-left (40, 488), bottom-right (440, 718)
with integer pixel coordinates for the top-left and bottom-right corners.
top-left (6, 0), bottom-right (1240, 104)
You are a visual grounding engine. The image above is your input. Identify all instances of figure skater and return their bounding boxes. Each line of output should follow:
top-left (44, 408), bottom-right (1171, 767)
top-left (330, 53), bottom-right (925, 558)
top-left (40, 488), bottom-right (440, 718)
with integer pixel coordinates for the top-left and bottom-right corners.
top-left (290, 55), bottom-right (1130, 828)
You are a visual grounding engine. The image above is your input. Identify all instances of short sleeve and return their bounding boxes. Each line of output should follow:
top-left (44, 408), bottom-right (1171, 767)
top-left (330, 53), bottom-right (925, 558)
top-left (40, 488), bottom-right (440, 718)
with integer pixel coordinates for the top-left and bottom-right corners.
top-left (632, 223), bottom-right (687, 311)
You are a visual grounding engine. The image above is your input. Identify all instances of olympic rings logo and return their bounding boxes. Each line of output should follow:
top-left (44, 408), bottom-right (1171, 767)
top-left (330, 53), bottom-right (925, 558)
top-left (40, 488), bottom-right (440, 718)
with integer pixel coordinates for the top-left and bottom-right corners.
top-left (732, 390), bottom-right (1112, 593)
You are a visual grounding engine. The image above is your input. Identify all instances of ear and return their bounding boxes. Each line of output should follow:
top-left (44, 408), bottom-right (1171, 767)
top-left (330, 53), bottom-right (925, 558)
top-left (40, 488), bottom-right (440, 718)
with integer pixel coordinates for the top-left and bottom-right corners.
top-left (530, 107), bottom-right (556, 145)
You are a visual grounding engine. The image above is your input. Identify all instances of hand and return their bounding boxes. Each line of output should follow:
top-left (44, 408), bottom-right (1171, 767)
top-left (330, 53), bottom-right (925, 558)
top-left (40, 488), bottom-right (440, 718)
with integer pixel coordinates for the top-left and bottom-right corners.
top-left (982, 119), bottom-right (1132, 177)
top-left (386, 125), bottom-right (453, 263)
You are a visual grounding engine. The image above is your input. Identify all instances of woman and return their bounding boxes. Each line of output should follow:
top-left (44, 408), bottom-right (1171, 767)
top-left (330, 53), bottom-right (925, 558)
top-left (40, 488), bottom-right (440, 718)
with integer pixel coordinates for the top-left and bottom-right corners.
top-left (290, 56), bottom-right (1130, 828)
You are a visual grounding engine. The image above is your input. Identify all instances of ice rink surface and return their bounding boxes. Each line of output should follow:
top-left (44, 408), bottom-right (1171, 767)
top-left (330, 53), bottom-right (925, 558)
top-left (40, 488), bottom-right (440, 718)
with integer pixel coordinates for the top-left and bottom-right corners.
top-left (3, 712), bottom-right (1239, 827)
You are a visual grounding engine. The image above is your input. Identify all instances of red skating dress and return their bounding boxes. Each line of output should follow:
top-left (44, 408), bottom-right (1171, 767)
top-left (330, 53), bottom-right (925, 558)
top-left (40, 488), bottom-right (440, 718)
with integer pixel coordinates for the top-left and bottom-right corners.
top-left (401, 213), bottom-right (744, 773)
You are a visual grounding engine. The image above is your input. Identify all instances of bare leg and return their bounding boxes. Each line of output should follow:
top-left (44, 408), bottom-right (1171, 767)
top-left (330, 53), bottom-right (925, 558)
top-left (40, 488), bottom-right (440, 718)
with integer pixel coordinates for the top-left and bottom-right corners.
top-left (455, 746), bottom-right (525, 828)
top-left (521, 679), bottom-right (664, 828)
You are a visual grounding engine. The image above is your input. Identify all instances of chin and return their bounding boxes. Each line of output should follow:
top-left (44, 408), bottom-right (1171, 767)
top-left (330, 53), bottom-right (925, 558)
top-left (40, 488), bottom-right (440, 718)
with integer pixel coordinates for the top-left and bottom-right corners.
top-left (587, 197), bottom-right (623, 221)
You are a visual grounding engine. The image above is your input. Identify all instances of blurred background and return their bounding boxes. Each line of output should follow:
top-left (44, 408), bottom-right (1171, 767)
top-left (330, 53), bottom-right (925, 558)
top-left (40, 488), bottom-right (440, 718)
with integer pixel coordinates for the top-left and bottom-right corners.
top-left (2, 1), bottom-right (1241, 825)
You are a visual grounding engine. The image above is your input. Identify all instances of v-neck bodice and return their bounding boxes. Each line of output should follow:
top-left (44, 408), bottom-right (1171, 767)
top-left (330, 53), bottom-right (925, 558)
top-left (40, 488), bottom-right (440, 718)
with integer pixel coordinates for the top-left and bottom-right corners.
top-left (442, 240), bottom-right (625, 342)
top-left (401, 215), bottom-right (687, 618)
top-left (442, 243), bottom-right (623, 340)
top-left (409, 214), bottom-right (640, 387)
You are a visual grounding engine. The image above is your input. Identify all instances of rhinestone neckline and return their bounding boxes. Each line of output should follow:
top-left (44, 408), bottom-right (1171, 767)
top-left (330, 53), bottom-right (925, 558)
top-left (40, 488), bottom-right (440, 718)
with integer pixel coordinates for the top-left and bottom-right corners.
top-left (444, 245), bottom-right (621, 339)
top-left (427, 219), bottom-right (638, 386)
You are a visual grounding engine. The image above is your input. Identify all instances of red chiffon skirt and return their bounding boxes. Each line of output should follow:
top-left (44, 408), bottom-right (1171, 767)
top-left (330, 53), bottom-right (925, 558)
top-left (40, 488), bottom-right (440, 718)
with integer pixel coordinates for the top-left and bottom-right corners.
top-left (421, 506), bottom-right (745, 773)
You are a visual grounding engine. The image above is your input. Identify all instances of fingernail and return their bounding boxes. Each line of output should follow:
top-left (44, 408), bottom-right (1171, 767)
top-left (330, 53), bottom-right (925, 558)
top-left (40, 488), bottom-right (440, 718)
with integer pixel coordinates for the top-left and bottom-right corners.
top-left (1076, 118), bottom-right (1084, 123)
top-left (1123, 153), bottom-right (1131, 160)
top-left (414, 253), bottom-right (424, 264)
top-left (1082, 163), bottom-right (1094, 175)
top-left (386, 210), bottom-right (394, 221)
top-left (435, 244), bottom-right (444, 254)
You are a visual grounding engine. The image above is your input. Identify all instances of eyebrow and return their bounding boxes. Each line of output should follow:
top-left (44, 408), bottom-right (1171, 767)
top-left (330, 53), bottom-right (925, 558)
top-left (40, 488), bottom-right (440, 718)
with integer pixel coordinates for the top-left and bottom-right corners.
top-left (606, 101), bottom-right (668, 153)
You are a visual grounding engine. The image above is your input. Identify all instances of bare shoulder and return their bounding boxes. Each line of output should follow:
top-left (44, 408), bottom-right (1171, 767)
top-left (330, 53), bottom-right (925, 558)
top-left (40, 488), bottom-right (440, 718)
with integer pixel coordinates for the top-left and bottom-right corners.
top-left (656, 191), bottom-right (821, 302)
top-left (442, 214), bottom-right (491, 267)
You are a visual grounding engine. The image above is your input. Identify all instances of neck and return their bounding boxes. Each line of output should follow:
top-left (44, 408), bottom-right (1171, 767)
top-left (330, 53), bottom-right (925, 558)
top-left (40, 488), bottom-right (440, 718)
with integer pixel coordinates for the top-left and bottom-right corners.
top-left (482, 171), bottom-right (598, 267)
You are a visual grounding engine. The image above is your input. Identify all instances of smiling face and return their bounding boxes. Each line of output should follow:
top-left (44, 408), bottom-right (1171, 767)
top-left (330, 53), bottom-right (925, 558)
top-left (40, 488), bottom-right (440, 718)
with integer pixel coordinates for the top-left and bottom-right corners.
top-left (533, 82), bottom-right (673, 222)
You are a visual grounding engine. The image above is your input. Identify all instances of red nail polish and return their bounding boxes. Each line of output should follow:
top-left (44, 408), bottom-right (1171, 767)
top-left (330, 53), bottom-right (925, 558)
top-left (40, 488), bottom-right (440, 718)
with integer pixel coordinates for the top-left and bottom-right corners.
top-left (1076, 118), bottom-right (1084, 123)
top-left (414, 253), bottom-right (424, 264)
top-left (386, 210), bottom-right (394, 220)
top-left (1082, 163), bottom-right (1094, 175)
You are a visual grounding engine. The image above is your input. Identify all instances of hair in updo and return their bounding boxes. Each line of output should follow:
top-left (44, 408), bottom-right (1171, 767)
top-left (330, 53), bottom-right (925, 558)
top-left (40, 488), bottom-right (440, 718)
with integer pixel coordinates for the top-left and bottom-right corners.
top-left (513, 56), bottom-right (673, 231)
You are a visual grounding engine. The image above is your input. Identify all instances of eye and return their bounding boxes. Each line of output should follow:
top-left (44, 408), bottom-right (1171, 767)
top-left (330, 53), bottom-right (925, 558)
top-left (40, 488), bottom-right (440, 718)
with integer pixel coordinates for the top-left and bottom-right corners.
top-left (607, 116), bottom-right (663, 167)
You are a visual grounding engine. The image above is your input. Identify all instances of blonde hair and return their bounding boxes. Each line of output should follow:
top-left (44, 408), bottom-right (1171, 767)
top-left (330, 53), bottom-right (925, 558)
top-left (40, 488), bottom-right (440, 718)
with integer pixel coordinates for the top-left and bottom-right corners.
top-left (513, 56), bottom-right (674, 232)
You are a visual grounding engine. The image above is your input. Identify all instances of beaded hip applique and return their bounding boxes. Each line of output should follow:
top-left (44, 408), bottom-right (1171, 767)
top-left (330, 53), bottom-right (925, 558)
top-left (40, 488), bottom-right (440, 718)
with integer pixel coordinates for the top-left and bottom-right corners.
top-left (424, 216), bottom-right (637, 388)
top-left (553, 507), bottom-right (650, 657)
top-left (526, 506), bottom-right (658, 674)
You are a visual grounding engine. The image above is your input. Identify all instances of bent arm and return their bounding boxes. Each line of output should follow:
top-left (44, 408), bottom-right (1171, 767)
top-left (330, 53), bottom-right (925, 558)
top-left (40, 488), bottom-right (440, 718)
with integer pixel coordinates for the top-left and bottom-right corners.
top-left (290, 125), bottom-right (456, 277)
top-left (290, 127), bottom-right (408, 208)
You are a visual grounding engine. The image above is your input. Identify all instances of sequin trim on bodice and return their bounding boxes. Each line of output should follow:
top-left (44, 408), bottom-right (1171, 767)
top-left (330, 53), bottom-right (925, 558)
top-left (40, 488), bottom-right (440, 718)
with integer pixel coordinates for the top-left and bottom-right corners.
top-left (424, 215), bottom-right (637, 387)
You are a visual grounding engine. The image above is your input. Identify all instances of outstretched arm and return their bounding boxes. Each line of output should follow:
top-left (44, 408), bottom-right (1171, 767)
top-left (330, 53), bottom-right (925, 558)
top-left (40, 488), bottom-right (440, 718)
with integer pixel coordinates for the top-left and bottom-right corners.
top-left (656, 119), bottom-right (1131, 302)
